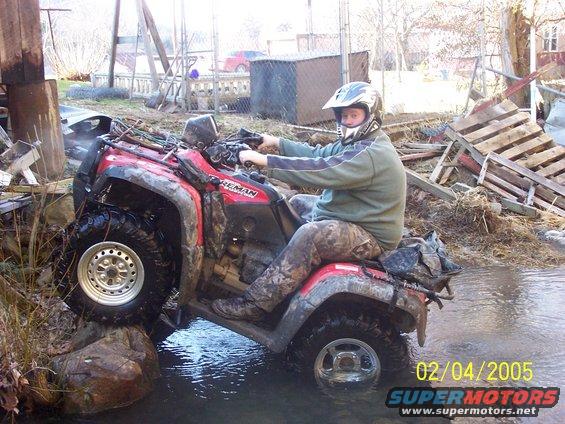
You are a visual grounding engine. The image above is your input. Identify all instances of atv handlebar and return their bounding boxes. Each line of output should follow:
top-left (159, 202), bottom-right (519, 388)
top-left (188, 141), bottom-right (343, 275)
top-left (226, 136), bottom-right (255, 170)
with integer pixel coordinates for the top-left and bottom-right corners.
top-left (204, 141), bottom-right (251, 167)
top-left (203, 127), bottom-right (264, 168)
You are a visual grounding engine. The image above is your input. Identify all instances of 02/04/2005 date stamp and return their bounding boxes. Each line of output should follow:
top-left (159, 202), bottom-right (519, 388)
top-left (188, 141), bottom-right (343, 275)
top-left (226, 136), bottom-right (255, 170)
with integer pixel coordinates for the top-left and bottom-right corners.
top-left (416, 361), bottom-right (534, 383)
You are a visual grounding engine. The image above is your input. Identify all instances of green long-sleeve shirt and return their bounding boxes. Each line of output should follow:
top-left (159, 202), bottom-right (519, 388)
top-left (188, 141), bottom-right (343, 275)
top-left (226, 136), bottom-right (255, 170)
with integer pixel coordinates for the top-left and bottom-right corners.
top-left (266, 130), bottom-right (406, 250)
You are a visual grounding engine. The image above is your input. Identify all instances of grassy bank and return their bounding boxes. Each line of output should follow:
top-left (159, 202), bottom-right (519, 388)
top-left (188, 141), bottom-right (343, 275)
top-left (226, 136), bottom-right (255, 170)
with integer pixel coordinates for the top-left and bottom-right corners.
top-left (0, 194), bottom-right (75, 416)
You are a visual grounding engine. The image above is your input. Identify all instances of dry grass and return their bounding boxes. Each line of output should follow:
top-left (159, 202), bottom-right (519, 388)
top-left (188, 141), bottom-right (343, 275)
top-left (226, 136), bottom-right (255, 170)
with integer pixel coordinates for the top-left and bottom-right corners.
top-left (0, 195), bottom-right (76, 417)
top-left (406, 187), bottom-right (565, 267)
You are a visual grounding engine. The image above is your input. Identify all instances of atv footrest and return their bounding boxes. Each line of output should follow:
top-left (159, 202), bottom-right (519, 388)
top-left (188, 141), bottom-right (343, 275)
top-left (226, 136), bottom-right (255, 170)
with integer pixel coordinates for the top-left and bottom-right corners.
top-left (187, 299), bottom-right (278, 350)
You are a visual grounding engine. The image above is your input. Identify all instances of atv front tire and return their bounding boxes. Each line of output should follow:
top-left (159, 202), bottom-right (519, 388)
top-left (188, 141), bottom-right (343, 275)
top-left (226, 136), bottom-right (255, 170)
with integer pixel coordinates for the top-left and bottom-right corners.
top-left (287, 309), bottom-right (407, 387)
top-left (56, 209), bottom-right (173, 325)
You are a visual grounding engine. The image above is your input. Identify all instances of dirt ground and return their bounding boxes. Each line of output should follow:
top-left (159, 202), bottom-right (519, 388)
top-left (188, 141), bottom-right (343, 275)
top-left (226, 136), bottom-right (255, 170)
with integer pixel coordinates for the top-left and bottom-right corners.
top-left (61, 97), bottom-right (565, 268)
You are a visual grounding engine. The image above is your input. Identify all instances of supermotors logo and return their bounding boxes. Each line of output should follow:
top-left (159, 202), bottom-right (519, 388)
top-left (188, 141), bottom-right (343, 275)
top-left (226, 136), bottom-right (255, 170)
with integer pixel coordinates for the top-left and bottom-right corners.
top-left (386, 387), bottom-right (560, 418)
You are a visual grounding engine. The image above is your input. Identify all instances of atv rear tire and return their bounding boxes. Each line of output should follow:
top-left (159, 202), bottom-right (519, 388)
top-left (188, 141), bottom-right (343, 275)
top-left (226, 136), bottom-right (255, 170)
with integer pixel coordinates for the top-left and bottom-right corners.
top-left (287, 309), bottom-right (407, 387)
top-left (56, 209), bottom-right (173, 325)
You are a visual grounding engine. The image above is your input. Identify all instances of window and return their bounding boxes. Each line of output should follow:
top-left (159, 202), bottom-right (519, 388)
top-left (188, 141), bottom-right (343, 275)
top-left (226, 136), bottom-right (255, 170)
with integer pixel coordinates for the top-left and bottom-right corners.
top-left (543, 25), bottom-right (558, 52)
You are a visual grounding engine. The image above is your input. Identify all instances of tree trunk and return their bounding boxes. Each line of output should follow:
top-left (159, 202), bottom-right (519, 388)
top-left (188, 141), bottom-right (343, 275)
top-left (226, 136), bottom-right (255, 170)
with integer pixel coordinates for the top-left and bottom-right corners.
top-left (500, 3), bottom-right (530, 107)
top-left (8, 80), bottom-right (65, 179)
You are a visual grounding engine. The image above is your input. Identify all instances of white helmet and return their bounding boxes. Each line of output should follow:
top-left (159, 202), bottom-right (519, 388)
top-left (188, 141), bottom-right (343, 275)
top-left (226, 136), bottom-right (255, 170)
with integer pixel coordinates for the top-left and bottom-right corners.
top-left (322, 82), bottom-right (383, 145)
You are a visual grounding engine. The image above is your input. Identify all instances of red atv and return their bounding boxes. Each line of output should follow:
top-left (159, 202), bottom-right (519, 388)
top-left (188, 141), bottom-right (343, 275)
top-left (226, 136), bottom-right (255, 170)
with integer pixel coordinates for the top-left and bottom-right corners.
top-left (57, 116), bottom-right (454, 387)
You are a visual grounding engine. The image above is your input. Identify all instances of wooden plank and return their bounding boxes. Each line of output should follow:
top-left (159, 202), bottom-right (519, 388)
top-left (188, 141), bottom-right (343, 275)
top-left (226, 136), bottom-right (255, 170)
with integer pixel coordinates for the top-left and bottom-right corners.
top-left (458, 155), bottom-right (565, 209)
top-left (21, 168), bottom-right (38, 185)
top-left (526, 184), bottom-right (536, 206)
top-left (0, 124), bottom-right (13, 148)
top-left (477, 160), bottom-right (489, 185)
top-left (464, 112), bottom-right (530, 143)
top-left (500, 133), bottom-right (554, 161)
top-left (444, 127), bottom-right (486, 165)
top-left (0, 0), bottom-right (24, 84)
top-left (538, 159), bottom-right (565, 178)
top-left (429, 140), bottom-right (455, 183)
top-left (516, 146), bottom-right (565, 170)
top-left (4, 146), bottom-right (40, 175)
top-left (501, 198), bottom-right (539, 218)
top-left (0, 195), bottom-right (32, 214)
top-left (141, 0), bottom-right (170, 73)
top-left (135, 0), bottom-right (158, 91)
top-left (4, 178), bottom-right (73, 195)
top-left (482, 171), bottom-right (528, 198)
top-left (18, 0), bottom-right (44, 82)
top-left (450, 100), bottom-right (518, 134)
top-left (487, 152), bottom-right (565, 197)
top-left (469, 88), bottom-right (485, 101)
top-left (439, 145), bottom-right (467, 185)
top-left (470, 63), bottom-right (557, 114)
top-left (481, 179), bottom-right (518, 200)
top-left (0, 169), bottom-right (12, 186)
top-left (473, 122), bottom-right (542, 155)
top-left (405, 169), bottom-right (457, 202)
top-left (403, 143), bottom-right (446, 151)
top-left (400, 151), bottom-right (441, 162)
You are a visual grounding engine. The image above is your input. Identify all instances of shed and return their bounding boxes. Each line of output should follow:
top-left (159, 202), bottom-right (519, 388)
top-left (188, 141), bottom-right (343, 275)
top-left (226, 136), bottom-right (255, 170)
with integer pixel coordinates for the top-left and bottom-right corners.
top-left (250, 51), bottom-right (369, 125)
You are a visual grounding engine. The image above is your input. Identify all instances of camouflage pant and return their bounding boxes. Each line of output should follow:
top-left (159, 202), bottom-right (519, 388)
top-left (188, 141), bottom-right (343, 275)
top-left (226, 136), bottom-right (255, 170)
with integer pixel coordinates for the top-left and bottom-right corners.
top-left (245, 201), bottom-right (383, 312)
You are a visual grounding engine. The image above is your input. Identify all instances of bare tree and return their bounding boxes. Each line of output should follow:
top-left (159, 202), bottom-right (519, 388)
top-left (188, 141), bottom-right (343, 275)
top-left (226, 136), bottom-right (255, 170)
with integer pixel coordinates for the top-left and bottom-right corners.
top-left (354, 0), bottom-right (435, 79)
top-left (240, 16), bottom-right (263, 50)
top-left (41, 0), bottom-right (114, 80)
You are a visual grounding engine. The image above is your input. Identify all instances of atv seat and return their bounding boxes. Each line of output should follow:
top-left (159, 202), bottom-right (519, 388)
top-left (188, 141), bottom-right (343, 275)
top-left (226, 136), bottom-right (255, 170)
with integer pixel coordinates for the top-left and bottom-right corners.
top-left (277, 198), bottom-right (305, 241)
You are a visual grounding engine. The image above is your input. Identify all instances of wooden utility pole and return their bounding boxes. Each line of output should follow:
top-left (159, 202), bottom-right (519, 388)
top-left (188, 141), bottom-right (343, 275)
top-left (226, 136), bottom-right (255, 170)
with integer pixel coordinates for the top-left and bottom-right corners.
top-left (107, 0), bottom-right (169, 92)
top-left (142, 0), bottom-right (170, 72)
top-left (108, 0), bottom-right (121, 88)
top-left (0, 0), bottom-right (64, 179)
top-left (9, 81), bottom-right (64, 177)
top-left (135, 0), bottom-right (158, 90)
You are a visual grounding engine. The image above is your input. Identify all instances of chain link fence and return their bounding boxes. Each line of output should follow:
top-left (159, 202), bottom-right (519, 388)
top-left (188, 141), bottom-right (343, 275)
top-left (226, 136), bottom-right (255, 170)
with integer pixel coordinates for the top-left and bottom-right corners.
top-left (87, 0), bottom-right (497, 124)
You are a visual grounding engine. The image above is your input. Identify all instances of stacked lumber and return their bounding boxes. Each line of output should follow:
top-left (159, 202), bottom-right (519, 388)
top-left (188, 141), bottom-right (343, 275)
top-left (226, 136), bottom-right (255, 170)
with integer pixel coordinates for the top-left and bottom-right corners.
top-left (436, 99), bottom-right (564, 217)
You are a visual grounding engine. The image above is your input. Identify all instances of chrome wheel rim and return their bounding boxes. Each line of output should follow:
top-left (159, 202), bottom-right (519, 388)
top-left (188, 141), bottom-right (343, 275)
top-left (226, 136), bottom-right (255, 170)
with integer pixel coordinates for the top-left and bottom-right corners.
top-left (314, 338), bottom-right (381, 386)
top-left (77, 241), bottom-right (145, 306)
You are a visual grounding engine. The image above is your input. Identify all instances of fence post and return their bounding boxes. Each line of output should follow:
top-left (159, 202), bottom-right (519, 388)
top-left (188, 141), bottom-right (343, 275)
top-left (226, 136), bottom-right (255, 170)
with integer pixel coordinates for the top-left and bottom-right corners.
top-left (380, 0), bottom-right (385, 108)
top-left (306, 0), bottom-right (314, 50)
top-left (339, 0), bottom-right (351, 85)
top-left (212, 0), bottom-right (220, 113)
top-left (108, 0), bottom-right (121, 88)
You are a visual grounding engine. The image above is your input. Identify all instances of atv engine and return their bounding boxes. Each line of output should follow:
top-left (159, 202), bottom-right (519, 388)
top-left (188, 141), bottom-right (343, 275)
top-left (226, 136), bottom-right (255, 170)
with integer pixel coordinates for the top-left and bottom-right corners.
top-left (203, 240), bottom-right (277, 295)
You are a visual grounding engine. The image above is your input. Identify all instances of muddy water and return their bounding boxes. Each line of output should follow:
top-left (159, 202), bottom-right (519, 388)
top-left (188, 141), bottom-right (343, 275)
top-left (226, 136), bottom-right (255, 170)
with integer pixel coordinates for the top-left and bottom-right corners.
top-left (85, 266), bottom-right (564, 423)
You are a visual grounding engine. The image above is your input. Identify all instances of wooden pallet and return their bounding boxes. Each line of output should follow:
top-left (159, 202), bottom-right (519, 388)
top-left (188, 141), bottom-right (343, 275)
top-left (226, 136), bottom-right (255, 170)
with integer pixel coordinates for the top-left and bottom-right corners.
top-left (437, 99), bottom-right (565, 216)
top-left (445, 100), bottom-right (565, 180)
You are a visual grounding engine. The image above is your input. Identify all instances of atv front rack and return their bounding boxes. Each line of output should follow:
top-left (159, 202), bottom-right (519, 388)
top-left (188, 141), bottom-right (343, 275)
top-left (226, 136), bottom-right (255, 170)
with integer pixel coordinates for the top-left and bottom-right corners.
top-left (98, 136), bottom-right (211, 190)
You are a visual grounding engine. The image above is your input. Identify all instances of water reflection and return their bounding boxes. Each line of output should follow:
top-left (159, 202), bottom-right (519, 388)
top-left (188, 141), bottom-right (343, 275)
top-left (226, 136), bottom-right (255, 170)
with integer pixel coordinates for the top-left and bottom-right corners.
top-left (78, 266), bottom-right (564, 423)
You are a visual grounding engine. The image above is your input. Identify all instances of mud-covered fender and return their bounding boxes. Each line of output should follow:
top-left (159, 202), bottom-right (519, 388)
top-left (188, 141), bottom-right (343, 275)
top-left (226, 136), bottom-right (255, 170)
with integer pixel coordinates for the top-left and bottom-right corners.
top-left (268, 263), bottom-right (428, 352)
top-left (86, 165), bottom-right (204, 304)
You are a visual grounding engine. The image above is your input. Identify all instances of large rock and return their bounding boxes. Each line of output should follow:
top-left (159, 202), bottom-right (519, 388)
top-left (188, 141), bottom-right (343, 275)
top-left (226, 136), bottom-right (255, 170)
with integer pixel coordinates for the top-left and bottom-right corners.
top-left (51, 324), bottom-right (160, 415)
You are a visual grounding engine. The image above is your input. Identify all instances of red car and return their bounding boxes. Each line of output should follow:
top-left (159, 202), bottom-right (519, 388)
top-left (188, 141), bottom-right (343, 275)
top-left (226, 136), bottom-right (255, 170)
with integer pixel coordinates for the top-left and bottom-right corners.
top-left (218, 50), bottom-right (266, 73)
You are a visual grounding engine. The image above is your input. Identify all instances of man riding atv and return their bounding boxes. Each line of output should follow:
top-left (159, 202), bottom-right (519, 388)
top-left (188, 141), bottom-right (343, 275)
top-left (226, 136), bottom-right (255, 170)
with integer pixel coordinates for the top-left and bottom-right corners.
top-left (57, 79), bottom-right (457, 388)
top-left (212, 81), bottom-right (407, 321)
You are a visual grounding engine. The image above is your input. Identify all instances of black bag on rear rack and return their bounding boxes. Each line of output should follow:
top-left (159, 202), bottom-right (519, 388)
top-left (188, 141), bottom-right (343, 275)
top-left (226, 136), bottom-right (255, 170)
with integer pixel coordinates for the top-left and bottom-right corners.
top-left (377, 231), bottom-right (462, 291)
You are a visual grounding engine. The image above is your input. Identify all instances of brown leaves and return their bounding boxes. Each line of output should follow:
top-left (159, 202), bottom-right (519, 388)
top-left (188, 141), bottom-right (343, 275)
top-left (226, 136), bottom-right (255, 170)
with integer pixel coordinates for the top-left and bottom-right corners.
top-left (0, 362), bottom-right (29, 414)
